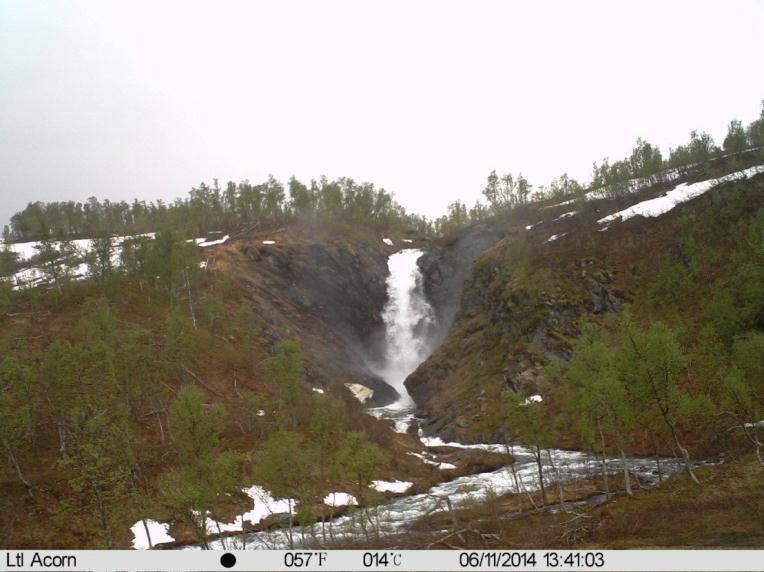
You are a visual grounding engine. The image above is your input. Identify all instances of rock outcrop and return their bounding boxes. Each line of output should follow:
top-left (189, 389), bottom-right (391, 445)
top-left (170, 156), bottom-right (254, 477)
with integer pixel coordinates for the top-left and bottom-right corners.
top-left (417, 220), bottom-right (507, 342)
top-left (213, 225), bottom-right (400, 406)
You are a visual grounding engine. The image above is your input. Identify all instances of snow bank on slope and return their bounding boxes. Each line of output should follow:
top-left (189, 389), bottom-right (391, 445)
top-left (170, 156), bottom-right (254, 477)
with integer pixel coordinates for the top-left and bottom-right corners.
top-left (371, 480), bottom-right (413, 493)
top-left (408, 451), bottom-right (456, 470)
top-left (553, 210), bottom-right (577, 222)
top-left (544, 233), bottom-right (566, 243)
top-left (130, 519), bottom-right (174, 549)
top-left (599, 165), bottom-right (764, 226)
top-left (323, 492), bottom-right (358, 507)
top-left (199, 235), bottom-right (229, 247)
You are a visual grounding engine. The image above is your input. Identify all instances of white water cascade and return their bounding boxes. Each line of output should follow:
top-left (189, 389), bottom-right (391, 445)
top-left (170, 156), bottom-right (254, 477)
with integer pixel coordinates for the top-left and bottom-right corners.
top-left (377, 249), bottom-right (436, 406)
top-left (170, 248), bottom-right (688, 552)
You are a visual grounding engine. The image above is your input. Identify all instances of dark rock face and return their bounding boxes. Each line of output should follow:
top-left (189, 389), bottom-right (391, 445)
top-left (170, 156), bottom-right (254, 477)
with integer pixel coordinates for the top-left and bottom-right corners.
top-left (417, 220), bottom-right (507, 342)
top-left (407, 229), bottom-right (624, 441)
top-left (230, 229), bottom-right (399, 406)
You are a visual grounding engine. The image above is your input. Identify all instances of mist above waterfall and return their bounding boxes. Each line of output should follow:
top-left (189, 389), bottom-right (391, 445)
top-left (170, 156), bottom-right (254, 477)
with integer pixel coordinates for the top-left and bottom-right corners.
top-left (378, 249), bottom-right (437, 406)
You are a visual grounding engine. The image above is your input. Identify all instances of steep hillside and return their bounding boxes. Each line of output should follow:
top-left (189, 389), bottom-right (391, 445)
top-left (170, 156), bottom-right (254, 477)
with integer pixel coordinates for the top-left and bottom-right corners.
top-left (418, 220), bottom-right (507, 341)
top-left (211, 224), bottom-right (406, 406)
top-left (0, 223), bottom-right (447, 548)
top-left (407, 153), bottom-right (764, 443)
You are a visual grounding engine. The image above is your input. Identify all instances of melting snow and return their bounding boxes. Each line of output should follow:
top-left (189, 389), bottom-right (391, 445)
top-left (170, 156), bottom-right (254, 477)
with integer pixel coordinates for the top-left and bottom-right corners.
top-left (402, 239), bottom-right (413, 243)
top-left (371, 480), bottom-right (413, 493)
top-left (344, 383), bottom-right (374, 404)
top-left (130, 519), bottom-right (174, 549)
top-left (311, 387), bottom-right (325, 394)
top-left (262, 240), bottom-right (276, 245)
top-left (323, 492), bottom-right (358, 507)
top-left (256, 409), bottom-right (266, 417)
top-left (599, 165), bottom-right (764, 226)
top-left (238, 485), bottom-right (293, 526)
top-left (407, 451), bottom-right (456, 470)
top-left (199, 235), bottom-right (230, 247)
top-left (382, 238), bottom-right (394, 246)
top-left (553, 210), bottom-right (577, 222)
top-left (408, 451), bottom-right (440, 466)
top-left (523, 394), bottom-right (543, 405)
top-left (525, 222), bottom-right (540, 230)
top-left (542, 198), bottom-right (575, 209)
top-left (544, 233), bottom-right (566, 243)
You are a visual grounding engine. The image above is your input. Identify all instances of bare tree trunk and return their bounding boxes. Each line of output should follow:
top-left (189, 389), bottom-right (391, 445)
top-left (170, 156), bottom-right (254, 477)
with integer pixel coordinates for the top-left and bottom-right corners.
top-left (649, 433), bottom-right (663, 483)
top-left (597, 418), bottom-right (609, 494)
top-left (666, 420), bottom-right (700, 485)
top-left (141, 519), bottom-right (153, 549)
top-left (58, 420), bottom-right (67, 454)
top-left (546, 450), bottom-right (567, 511)
top-left (184, 269), bottom-right (196, 329)
top-left (534, 446), bottom-right (547, 507)
top-left (287, 498), bottom-right (294, 549)
top-left (215, 520), bottom-right (227, 550)
top-left (619, 448), bottom-right (633, 496)
top-left (190, 510), bottom-right (209, 550)
top-left (157, 415), bottom-right (165, 444)
top-left (3, 444), bottom-right (31, 489)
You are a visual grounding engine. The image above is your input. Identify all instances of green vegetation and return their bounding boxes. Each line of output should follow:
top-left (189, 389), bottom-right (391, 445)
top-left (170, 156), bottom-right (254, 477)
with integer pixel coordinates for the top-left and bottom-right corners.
top-left (1, 103), bottom-right (763, 550)
top-left (6, 177), bottom-right (430, 243)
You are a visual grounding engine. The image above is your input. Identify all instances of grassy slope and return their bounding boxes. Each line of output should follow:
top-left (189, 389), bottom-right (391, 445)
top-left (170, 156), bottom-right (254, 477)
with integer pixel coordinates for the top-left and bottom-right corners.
top-left (415, 456), bottom-right (764, 549)
top-left (409, 158), bottom-right (764, 447)
top-left (0, 222), bottom-right (441, 548)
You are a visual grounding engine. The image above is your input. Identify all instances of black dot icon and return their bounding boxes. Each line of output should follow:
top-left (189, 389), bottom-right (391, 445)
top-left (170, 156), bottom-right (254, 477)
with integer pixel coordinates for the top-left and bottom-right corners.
top-left (220, 552), bottom-right (237, 568)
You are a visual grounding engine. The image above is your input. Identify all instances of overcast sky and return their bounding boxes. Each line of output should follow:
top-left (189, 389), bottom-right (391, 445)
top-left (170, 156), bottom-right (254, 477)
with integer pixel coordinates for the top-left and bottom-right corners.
top-left (1, 0), bottom-right (763, 229)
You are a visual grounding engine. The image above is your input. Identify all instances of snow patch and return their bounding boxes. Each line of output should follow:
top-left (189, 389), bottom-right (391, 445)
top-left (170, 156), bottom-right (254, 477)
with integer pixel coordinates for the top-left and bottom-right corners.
top-left (323, 492), bottom-right (358, 507)
top-left (262, 240), bottom-right (276, 245)
top-left (311, 387), bottom-right (325, 394)
top-left (408, 451), bottom-right (440, 467)
top-left (553, 210), bottom-right (577, 222)
top-left (344, 383), bottom-right (374, 404)
top-left (523, 394), bottom-right (543, 405)
top-left (599, 165), bottom-right (764, 226)
top-left (402, 239), bottom-right (413, 243)
top-left (239, 485), bottom-right (293, 525)
top-left (371, 480), bottom-right (413, 493)
top-left (542, 198), bottom-right (575, 209)
top-left (544, 233), bottom-right (566, 243)
top-left (382, 238), bottom-right (394, 246)
top-left (199, 235), bottom-right (230, 247)
top-left (130, 519), bottom-right (174, 549)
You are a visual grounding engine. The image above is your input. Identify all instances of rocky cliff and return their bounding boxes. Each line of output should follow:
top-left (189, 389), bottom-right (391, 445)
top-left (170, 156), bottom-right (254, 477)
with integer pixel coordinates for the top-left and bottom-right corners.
top-left (211, 224), bottom-right (401, 405)
top-left (417, 220), bottom-right (507, 342)
top-left (406, 154), bottom-right (764, 441)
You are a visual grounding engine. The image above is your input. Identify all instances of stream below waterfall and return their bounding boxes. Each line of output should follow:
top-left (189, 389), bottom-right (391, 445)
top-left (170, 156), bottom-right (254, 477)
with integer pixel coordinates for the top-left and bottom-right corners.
top-left (179, 248), bottom-right (691, 550)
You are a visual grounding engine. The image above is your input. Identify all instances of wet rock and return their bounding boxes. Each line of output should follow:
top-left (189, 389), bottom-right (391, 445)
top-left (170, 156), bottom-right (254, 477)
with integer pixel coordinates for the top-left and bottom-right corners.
top-left (418, 220), bottom-right (506, 339)
top-left (585, 277), bottom-right (620, 313)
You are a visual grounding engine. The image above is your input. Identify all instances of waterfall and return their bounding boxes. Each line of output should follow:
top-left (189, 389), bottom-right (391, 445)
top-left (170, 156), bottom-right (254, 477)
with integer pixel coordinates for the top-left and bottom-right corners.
top-left (378, 249), bottom-right (436, 406)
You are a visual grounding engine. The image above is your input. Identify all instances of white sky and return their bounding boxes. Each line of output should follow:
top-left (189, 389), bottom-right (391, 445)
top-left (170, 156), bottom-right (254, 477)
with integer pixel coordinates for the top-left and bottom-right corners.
top-left (1, 0), bottom-right (763, 228)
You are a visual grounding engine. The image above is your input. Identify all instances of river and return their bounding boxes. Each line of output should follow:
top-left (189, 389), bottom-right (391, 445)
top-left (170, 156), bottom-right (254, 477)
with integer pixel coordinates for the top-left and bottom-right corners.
top-left (176, 248), bottom-right (687, 550)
